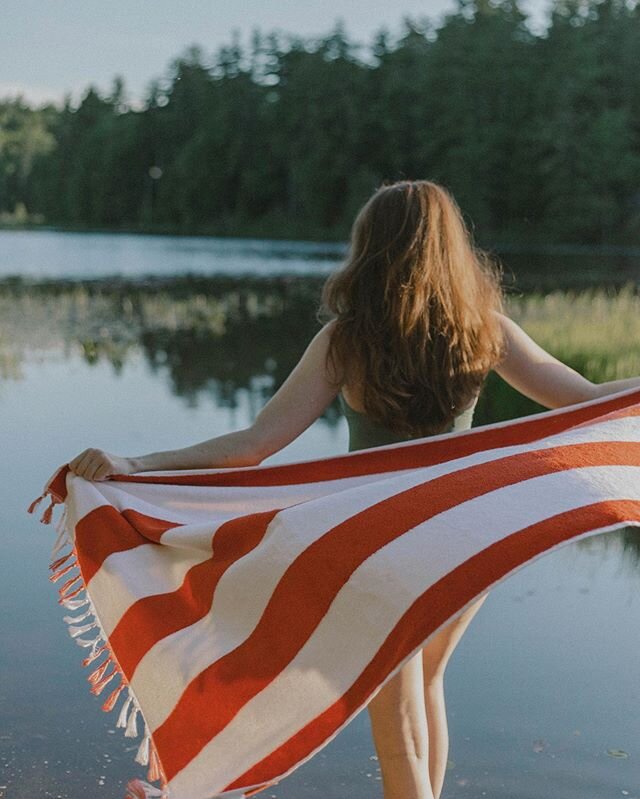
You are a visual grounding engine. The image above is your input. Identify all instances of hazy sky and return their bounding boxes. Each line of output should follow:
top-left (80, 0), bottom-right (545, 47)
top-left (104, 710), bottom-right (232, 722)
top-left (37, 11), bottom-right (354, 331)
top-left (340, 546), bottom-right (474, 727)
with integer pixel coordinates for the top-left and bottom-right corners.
top-left (1, 0), bottom-right (552, 106)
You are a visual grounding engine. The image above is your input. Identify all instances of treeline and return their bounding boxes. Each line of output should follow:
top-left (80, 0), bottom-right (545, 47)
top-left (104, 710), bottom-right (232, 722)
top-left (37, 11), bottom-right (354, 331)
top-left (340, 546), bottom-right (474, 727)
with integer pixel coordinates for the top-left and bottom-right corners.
top-left (1, 0), bottom-right (640, 245)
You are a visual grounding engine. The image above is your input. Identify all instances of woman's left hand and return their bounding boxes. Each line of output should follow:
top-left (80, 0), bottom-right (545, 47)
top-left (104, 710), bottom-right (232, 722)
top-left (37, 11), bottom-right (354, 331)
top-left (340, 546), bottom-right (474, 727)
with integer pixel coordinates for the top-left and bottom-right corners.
top-left (68, 448), bottom-right (136, 481)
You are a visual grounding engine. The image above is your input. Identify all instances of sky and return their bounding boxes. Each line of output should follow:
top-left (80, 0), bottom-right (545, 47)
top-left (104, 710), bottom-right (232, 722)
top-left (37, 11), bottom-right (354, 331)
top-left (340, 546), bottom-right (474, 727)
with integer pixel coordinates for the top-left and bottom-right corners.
top-left (1, 0), bottom-right (552, 107)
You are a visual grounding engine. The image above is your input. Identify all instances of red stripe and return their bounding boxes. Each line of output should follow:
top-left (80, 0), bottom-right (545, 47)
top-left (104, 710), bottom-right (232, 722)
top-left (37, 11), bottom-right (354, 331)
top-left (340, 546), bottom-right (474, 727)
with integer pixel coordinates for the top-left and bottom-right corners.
top-left (104, 391), bottom-right (640, 489)
top-left (109, 510), bottom-right (280, 678)
top-left (49, 465), bottom-right (70, 502)
top-left (153, 440), bottom-right (640, 781)
top-left (75, 507), bottom-right (180, 584)
top-left (226, 498), bottom-right (640, 791)
top-left (121, 509), bottom-right (181, 542)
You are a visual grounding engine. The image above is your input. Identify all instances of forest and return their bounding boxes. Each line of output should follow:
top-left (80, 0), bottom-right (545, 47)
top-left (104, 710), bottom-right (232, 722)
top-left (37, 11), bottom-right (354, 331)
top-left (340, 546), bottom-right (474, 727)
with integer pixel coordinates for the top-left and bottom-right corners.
top-left (1, 0), bottom-right (639, 246)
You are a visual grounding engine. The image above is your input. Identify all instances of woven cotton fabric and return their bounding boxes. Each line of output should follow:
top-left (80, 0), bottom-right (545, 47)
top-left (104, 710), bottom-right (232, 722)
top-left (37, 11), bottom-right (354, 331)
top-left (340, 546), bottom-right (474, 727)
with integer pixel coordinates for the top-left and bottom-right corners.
top-left (29, 386), bottom-right (640, 799)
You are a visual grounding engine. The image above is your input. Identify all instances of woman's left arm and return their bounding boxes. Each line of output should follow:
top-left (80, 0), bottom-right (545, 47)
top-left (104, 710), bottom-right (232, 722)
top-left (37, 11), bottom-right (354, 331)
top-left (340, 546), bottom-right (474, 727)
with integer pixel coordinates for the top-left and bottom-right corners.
top-left (68, 321), bottom-right (340, 481)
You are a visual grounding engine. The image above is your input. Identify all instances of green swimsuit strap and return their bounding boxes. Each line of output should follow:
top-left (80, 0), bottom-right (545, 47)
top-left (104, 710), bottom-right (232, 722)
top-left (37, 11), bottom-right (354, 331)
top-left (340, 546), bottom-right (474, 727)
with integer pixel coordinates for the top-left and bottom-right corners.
top-left (339, 392), bottom-right (478, 452)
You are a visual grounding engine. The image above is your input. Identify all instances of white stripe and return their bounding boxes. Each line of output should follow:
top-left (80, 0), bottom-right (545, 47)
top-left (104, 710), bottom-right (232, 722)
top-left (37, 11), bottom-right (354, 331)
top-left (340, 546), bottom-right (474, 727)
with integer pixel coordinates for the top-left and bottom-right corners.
top-left (83, 472), bottom-right (426, 631)
top-left (168, 464), bottom-right (640, 798)
top-left (89, 538), bottom-right (213, 637)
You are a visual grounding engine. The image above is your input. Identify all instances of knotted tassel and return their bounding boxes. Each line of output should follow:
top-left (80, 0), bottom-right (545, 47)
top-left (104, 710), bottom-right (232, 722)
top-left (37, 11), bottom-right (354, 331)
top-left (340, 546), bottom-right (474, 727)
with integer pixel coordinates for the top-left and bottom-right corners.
top-left (40, 496), bottom-right (57, 525)
top-left (90, 666), bottom-right (119, 696)
top-left (50, 562), bottom-right (78, 583)
top-left (102, 680), bottom-right (127, 713)
top-left (61, 595), bottom-right (89, 611)
top-left (74, 632), bottom-right (103, 649)
top-left (63, 607), bottom-right (93, 625)
top-left (27, 493), bottom-right (46, 514)
top-left (147, 745), bottom-right (162, 783)
top-left (88, 656), bottom-right (113, 686)
top-left (125, 704), bottom-right (139, 738)
top-left (59, 584), bottom-right (84, 603)
top-left (117, 693), bottom-right (133, 729)
top-left (135, 726), bottom-right (151, 766)
top-left (50, 549), bottom-right (75, 572)
top-left (124, 778), bottom-right (168, 799)
top-left (59, 575), bottom-right (82, 598)
top-left (68, 620), bottom-right (98, 639)
top-left (82, 642), bottom-right (107, 667)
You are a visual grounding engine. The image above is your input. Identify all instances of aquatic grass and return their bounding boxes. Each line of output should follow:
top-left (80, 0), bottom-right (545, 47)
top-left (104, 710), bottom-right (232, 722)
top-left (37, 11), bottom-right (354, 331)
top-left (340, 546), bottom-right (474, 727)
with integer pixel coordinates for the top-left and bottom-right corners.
top-left (505, 285), bottom-right (640, 382)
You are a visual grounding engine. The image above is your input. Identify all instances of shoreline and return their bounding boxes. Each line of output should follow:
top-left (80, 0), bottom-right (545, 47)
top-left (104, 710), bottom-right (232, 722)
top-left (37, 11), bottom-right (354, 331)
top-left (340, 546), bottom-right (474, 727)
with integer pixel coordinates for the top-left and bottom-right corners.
top-left (1, 224), bottom-right (640, 259)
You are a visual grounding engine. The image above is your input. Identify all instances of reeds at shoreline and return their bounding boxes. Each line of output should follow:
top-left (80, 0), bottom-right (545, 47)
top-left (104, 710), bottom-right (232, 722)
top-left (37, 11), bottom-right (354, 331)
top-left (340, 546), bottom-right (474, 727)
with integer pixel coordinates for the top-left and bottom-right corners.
top-left (1, 277), bottom-right (639, 387)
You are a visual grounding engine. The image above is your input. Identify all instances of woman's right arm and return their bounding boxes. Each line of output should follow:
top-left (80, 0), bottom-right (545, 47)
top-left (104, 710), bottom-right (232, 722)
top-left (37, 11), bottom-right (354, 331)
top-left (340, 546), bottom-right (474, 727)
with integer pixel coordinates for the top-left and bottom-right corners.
top-left (68, 321), bottom-right (340, 480)
top-left (493, 312), bottom-right (640, 409)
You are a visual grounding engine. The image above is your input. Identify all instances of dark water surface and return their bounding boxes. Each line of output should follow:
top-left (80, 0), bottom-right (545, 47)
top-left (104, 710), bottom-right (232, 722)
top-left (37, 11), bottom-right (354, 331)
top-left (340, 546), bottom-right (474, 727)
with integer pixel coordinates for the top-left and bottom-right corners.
top-left (2, 232), bottom-right (640, 799)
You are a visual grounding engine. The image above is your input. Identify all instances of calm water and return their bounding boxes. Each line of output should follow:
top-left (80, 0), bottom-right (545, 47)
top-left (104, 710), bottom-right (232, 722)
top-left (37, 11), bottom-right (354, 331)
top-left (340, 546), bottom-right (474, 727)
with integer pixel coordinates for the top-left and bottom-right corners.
top-left (0, 230), bottom-right (343, 280)
top-left (1, 228), bottom-right (640, 288)
top-left (2, 231), bottom-right (640, 799)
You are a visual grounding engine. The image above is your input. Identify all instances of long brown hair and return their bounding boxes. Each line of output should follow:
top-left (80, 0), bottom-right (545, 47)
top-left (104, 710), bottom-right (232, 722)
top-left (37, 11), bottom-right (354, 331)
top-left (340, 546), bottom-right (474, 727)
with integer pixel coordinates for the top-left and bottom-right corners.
top-left (319, 179), bottom-right (505, 436)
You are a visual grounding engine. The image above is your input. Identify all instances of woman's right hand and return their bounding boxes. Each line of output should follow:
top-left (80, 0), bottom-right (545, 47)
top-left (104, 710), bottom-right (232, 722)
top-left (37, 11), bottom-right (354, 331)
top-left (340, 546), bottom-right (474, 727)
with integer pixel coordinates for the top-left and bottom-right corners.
top-left (68, 448), bottom-right (137, 482)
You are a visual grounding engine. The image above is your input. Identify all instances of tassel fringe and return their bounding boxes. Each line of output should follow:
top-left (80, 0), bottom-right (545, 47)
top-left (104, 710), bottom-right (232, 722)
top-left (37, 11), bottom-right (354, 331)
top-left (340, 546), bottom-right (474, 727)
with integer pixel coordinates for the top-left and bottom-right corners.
top-left (135, 727), bottom-right (151, 767)
top-left (125, 705), bottom-right (140, 738)
top-left (33, 491), bottom-right (170, 796)
top-left (125, 778), bottom-right (169, 798)
top-left (117, 693), bottom-right (134, 729)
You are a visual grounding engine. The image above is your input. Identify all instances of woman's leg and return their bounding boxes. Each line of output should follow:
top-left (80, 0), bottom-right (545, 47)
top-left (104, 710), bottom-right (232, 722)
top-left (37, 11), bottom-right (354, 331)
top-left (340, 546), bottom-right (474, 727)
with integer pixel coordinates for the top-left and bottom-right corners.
top-left (421, 593), bottom-right (489, 799)
top-left (367, 650), bottom-right (435, 799)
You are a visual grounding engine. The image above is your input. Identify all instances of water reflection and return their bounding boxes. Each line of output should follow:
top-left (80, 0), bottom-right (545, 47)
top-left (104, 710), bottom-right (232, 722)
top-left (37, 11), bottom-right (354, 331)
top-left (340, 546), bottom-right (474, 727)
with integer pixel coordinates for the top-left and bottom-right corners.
top-left (3, 275), bottom-right (640, 425)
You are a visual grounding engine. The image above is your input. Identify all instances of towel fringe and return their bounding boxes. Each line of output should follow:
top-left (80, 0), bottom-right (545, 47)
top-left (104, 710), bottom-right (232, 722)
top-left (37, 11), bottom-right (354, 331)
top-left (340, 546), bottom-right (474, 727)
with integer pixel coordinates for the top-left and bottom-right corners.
top-left (60, 584), bottom-right (86, 603)
top-left (50, 548), bottom-right (75, 572)
top-left (124, 778), bottom-right (169, 799)
top-left (88, 656), bottom-right (113, 686)
top-left (50, 561), bottom-right (78, 583)
top-left (63, 607), bottom-right (93, 625)
top-left (62, 595), bottom-right (90, 611)
top-left (27, 493), bottom-right (45, 514)
top-left (36, 477), bottom-right (170, 796)
top-left (59, 574), bottom-right (83, 597)
top-left (117, 693), bottom-right (134, 729)
top-left (147, 747), bottom-right (162, 783)
top-left (83, 642), bottom-right (108, 667)
top-left (135, 726), bottom-right (151, 766)
top-left (125, 705), bottom-right (140, 738)
top-left (40, 496), bottom-right (57, 525)
top-left (90, 665), bottom-right (119, 696)
top-left (68, 620), bottom-right (98, 639)
top-left (102, 681), bottom-right (127, 712)
top-left (27, 464), bottom-right (69, 524)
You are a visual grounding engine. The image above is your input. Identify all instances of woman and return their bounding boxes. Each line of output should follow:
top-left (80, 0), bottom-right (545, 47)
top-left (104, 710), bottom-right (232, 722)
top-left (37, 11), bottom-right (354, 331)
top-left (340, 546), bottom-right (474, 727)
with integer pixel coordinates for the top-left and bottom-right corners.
top-left (68, 180), bottom-right (640, 799)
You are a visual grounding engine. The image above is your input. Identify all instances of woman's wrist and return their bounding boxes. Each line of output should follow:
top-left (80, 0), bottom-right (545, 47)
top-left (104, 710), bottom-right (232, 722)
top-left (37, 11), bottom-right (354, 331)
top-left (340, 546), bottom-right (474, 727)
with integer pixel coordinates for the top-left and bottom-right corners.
top-left (126, 454), bottom-right (158, 473)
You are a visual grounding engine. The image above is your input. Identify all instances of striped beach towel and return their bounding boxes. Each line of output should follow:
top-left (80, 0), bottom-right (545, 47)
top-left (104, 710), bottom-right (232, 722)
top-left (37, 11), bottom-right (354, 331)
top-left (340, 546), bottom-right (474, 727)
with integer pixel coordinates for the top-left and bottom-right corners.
top-left (28, 386), bottom-right (640, 799)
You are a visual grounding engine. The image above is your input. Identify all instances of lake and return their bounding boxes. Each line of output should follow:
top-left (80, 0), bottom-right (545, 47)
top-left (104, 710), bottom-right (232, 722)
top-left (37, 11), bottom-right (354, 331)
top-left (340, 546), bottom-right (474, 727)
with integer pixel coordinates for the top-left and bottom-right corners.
top-left (2, 229), bottom-right (640, 799)
top-left (1, 228), bottom-right (640, 288)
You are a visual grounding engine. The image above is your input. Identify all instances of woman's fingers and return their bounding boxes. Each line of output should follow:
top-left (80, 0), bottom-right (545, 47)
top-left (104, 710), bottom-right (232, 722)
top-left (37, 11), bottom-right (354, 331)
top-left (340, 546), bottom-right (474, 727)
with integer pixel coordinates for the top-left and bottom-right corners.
top-left (68, 448), bottom-right (91, 471)
top-left (92, 463), bottom-right (114, 481)
top-left (74, 451), bottom-right (96, 477)
top-left (69, 448), bottom-right (114, 481)
top-left (84, 460), bottom-right (103, 481)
